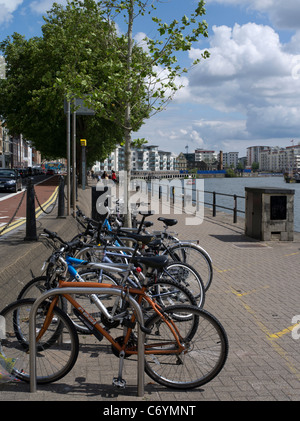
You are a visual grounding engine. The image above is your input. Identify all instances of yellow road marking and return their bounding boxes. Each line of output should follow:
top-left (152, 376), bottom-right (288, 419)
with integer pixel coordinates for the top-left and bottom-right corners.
top-left (232, 290), bottom-right (300, 381)
top-left (0, 187), bottom-right (58, 236)
top-left (230, 285), bottom-right (270, 297)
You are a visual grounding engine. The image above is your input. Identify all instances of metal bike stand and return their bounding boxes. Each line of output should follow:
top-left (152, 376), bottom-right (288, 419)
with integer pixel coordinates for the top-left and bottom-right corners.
top-left (29, 287), bottom-right (145, 397)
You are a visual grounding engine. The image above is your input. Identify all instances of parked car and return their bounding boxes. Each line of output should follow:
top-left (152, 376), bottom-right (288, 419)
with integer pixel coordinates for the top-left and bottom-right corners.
top-left (15, 168), bottom-right (28, 178)
top-left (0, 169), bottom-right (22, 193)
top-left (46, 169), bottom-right (55, 175)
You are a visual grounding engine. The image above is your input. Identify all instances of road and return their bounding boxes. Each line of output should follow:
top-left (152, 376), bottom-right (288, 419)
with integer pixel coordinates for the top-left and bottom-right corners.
top-left (0, 174), bottom-right (60, 236)
top-left (0, 173), bottom-right (51, 199)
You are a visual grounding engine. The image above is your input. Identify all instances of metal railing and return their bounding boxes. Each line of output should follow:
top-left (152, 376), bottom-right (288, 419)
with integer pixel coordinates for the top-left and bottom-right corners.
top-left (150, 181), bottom-right (245, 223)
top-left (204, 190), bottom-right (245, 223)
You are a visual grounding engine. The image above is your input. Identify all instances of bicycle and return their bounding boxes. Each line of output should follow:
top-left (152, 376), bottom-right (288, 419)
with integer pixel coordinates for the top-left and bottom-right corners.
top-left (76, 204), bottom-right (213, 291)
top-left (17, 229), bottom-right (203, 334)
top-left (1, 278), bottom-right (228, 389)
top-left (74, 207), bottom-right (209, 299)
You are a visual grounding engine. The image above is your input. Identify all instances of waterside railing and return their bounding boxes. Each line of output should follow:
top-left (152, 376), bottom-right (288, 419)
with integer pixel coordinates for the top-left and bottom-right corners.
top-left (148, 181), bottom-right (245, 223)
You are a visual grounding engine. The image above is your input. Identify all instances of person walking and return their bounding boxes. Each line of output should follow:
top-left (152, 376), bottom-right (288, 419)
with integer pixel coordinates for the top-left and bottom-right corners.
top-left (111, 170), bottom-right (117, 183)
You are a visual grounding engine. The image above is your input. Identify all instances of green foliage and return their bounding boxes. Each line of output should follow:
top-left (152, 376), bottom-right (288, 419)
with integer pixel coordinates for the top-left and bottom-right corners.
top-left (0, 0), bottom-right (210, 170)
top-left (225, 168), bottom-right (236, 178)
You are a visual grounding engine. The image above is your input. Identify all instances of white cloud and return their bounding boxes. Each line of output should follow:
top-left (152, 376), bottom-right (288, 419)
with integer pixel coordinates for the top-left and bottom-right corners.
top-left (0, 0), bottom-right (23, 12)
top-left (29, 0), bottom-right (68, 14)
top-left (210, 0), bottom-right (300, 30)
top-left (177, 22), bottom-right (300, 146)
top-left (0, 0), bottom-right (23, 24)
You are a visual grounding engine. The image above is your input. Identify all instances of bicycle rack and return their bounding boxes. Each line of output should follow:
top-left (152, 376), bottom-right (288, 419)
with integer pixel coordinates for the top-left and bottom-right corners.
top-left (29, 287), bottom-right (145, 397)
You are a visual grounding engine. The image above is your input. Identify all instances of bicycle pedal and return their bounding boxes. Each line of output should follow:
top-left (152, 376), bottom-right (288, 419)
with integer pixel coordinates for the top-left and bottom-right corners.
top-left (112, 377), bottom-right (126, 388)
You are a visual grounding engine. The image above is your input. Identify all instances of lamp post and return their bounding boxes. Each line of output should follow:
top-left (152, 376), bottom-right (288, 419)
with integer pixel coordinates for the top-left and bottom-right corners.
top-left (81, 139), bottom-right (87, 190)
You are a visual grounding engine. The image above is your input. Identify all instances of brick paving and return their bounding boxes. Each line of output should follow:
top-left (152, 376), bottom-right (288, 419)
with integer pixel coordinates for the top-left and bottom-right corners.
top-left (0, 179), bottom-right (300, 402)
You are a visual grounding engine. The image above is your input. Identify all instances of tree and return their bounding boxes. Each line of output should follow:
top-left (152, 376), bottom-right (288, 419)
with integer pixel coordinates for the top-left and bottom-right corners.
top-left (56, 0), bottom-right (210, 225)
top-left (0, 0), bottom-right (147, 168)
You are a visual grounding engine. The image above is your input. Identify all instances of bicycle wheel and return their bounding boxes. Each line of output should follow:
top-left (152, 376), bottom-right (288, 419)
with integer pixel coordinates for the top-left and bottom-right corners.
top-left (145, 278), bottom-right (197, 314)
top-left (160, 261), bottom-right (205, 308)
top-left (17, 276), bottom-right (49, 300)
top-left (0, 298), bottom-right (79, 384)
top-left (144, 305), bottom-right (228, 389)
top-left (163, 242), bottom-right (213, 291)
top-left (17, 276), bottom-right (67, 312)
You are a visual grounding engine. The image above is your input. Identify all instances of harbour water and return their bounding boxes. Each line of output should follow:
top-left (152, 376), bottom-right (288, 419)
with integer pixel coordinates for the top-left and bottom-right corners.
top-left (148, 176), bottom-right (300, 232)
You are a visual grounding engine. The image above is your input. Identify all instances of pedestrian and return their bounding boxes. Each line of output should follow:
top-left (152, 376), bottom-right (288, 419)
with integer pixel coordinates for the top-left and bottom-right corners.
top-left (101, 171), bottom-right (109, 180)
top-left (111, 170), bottom-right (117, 183)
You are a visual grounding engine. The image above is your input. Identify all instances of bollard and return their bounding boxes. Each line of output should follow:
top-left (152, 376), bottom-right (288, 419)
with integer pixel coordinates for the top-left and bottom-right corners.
top-left (24, 178), bottom-right (38, 241)
top-left (57, 176), bottom-right (66, 218)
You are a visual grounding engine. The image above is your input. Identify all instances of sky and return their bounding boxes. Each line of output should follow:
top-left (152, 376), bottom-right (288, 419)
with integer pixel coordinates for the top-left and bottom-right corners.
top-left (1, 1), bottom-right (300, 158)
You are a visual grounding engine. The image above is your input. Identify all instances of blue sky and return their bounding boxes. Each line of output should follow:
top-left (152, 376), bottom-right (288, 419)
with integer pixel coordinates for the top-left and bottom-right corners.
top-left (1, 0), bottom-right (300, 157)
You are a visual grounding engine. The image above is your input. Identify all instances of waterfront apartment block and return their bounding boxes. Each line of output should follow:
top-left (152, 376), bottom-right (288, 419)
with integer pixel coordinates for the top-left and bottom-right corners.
top-left (92, 145), bottom-right (176, 173)
top-left (222, 152), bottom-right (239, 168)
top-left (248, 145), bottom-right (300, 172)
top-left (195, 149), bottom-right (217, 163)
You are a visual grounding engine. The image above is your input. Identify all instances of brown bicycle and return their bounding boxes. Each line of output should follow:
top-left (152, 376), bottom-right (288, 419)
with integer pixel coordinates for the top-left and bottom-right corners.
top-left (0, 274), bottom-right (228, 390)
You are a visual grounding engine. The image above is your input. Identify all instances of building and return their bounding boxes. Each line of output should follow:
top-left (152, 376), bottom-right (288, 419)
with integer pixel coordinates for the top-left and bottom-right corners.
top-left (93, 144), bottom-right (175, 173)
top-left (258, 145), bottom-right (300, 173)
top-left (247, 146), bottom-right (270, 167)
top-left (175, 152), bottom-right (188, 171)
top-left (195, 149), bottom-right (217, 163)
top-left (222, 152), bottom-right (239, 168)
top-left (0, 123), bottom-right (12, 168)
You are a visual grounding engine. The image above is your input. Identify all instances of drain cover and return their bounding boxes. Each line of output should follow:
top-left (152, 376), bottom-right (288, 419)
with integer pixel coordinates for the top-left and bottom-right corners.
top-left (233, 243), bottom-right (269, 248)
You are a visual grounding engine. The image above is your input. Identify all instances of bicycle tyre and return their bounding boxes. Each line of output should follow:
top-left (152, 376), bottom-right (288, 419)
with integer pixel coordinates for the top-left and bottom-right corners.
top-left (144, 278), bottom-right (197, 321)
top-left (144, 305), bottom-right (228, 389)
top-left (0, 298), bottom-right (79, 384)
top-left (163, 242), bottom-right (213, 291)
top-left (160, 261), bottom-right (205, 308)
top-left (17, 275), bottom-right (68, 312)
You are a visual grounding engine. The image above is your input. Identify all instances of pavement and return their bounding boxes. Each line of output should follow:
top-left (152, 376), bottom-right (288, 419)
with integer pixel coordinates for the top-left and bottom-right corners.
top-left (1, 177), bottom-right (300, 403)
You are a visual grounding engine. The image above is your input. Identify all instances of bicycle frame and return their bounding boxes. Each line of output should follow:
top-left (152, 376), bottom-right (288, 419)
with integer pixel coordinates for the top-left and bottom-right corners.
top-left (39, 248), bottom-right (185, 357)
top-left (37, 279), bottom-right (185, 357)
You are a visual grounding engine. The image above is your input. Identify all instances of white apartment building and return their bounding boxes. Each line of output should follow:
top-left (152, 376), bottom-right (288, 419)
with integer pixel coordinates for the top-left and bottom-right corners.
top-left (222, 152), bottom-right (239, 168)
top-left (259, 145), bottom-right (300, 172)
top-left (93, 145), bottom-right (175, 173)
top-left (195, 149), bottom-right (217, 163)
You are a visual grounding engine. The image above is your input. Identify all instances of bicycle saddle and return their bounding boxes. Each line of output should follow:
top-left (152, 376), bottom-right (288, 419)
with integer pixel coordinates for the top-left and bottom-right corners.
top-left (157, 217), bottom-right (178, 226)
top-left (118, 231), bottom-right (155, 245)
top-left (133, 255), bottom-right (169, 269)
top-left (139, 210), bottom-right (155, 217)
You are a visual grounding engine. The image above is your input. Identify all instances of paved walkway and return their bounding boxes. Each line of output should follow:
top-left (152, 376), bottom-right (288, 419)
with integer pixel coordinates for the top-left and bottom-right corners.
top-left (1, 179), bottom-right (300, 402)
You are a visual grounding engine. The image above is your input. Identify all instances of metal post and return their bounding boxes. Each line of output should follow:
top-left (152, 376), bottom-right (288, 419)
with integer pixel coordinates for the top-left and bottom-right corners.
top-left (81, 139), bottom-right (86, 190)
top-left (29, 287), bottom-right (144, 397)
top-left (57, 175), bottom-right (65, 218)
top-left (66, 100), bottom-right (71, 216)
top-left (213, 191), bottom-right (216, 217)
top-left (24, 177), bottom-right (37, 241)
top-left (233, 194), bottom-right (237, 223)
top-left (72, 106), bottom-right (76, 217)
